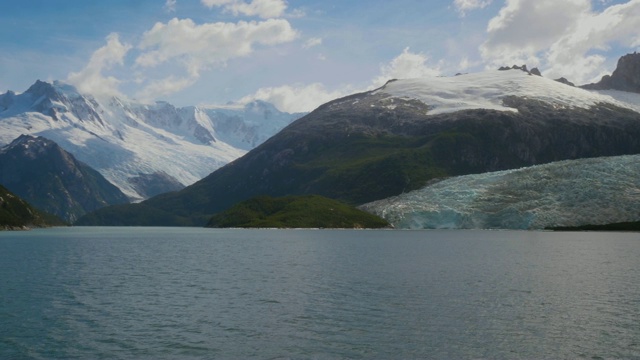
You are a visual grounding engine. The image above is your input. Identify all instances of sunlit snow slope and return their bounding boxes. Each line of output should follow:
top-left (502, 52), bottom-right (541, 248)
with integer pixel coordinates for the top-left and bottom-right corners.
top-left (0, 81), bottom-right (300, 201)
top-left (376, 70), bottom-right (640, 115)
top-left (361, 155), bottom-right (640, 230)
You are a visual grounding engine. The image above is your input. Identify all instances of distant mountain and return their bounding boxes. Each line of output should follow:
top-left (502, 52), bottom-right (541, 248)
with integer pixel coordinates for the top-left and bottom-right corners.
top-left (582, 52), bottom-right (640, 93)
top-left (361, 155), bottom-right (640, 230)
top-left (202, 101), bottom-right (306, 151)
top-left (78, 58), bottom-right (640, 226)
top-left (0, 81), bottom-right (302, 201)
top-left (0, 135), bottom-right (129, 223)
top-left (0, 184), bottom-right (64, 230)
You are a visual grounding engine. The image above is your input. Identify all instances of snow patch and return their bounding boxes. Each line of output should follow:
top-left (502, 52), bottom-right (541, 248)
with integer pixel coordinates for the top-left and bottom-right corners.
top-left (376, 70), bottom-right (640, 115)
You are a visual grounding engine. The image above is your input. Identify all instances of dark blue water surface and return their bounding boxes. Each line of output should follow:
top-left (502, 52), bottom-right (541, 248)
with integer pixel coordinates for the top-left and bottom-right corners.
top-left (1, 227), bottom-right (639, 359)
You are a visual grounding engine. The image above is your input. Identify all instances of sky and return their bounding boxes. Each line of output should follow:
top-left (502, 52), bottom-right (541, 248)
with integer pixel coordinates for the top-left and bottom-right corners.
top-left (1, 0), bottom-right (639, 113)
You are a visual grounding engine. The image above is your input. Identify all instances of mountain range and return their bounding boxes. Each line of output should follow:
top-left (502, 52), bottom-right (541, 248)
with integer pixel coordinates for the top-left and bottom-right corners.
top-left (0, 81), bottom-right (303, 202)
top-left (76, 53), bottom-right (640, 228)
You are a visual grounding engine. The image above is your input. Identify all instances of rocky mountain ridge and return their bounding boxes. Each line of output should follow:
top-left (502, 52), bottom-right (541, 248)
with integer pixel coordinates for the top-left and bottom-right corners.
top-left (0, 81), bottom-right (302, 201)
top-left (0, 135), bottom-right (129, 222)
top-left (582, 52), bottom-right (640, 93)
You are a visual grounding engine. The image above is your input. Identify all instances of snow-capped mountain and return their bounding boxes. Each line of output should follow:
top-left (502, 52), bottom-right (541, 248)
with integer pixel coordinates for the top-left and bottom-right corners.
top-left (0, 81), bottom-right (302, 201)
top-left (77, 55), bottom-right (640, 226)
top-left (361, 154), bottom-right (640, 230)
top-left (202, 101), bottom-right (306, 150)
top-left (374, 68), bottom-right (640, 116)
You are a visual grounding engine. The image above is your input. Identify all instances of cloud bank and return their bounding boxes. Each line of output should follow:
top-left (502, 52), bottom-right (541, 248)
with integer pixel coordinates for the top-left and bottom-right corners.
top-left (67, 33), bottom-right (132, 98)
top-left (64, 0), bottom-right (640, 114)
top-left (454, 0), bottom-right (493, 16)
top-left (480, 0), bottom-right (640, 84)
top-left (200, 0), bottom-right (287, 19)
top-left (133, 17), bottom-right (297, 101)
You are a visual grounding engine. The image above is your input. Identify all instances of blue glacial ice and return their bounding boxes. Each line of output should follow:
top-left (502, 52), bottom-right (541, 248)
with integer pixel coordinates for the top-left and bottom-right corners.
top-left (361, 155), bottom-right (640, 229)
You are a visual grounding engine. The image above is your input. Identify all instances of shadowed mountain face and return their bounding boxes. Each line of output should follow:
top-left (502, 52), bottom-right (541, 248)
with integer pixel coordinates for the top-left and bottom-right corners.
top-left (0, 184), bottom-right (64, 230)
top-left (0, 135), bottom-right (129, 223)
top-left (582, 52), bottom-right (640, 93)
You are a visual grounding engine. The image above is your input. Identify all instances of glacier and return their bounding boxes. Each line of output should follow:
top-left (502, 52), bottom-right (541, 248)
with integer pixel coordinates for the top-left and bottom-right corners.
top-left (0, 81), bottom-right (302, 201)
top-left (361, 155), bottom-right (640, 230)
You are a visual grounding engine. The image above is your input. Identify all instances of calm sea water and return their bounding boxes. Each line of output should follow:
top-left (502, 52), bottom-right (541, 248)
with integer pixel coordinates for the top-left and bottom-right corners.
top-left (1, 227), bottom-right (639, 359)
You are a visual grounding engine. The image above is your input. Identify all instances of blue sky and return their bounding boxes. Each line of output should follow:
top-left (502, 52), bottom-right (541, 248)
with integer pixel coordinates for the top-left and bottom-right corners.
top-left (1, 0), bottom-right (639, 112)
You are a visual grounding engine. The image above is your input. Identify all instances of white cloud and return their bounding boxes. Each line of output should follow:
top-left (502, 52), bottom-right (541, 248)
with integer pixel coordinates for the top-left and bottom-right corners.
top-left (545, 0), bottom-right (640, 82)
top-left (239, 83), bottom-right (352, 113)
top-left (67, 33), bottom-right (132, 98)
top-left (201, 0), bottom-right (287, 19)
top-left (134, 17), bottom-right (298, 99)
top-left (302, 37), bottom-right (322, 49)
top-left (164, 0), bottom-right (177, 12)
top-left (373, 47), bottom-right (442, 86)
top-left (480, 0), bottom-right (640, 84)
top-left (136, 75), bottom-right (197, 102)
top-left (240, 47), bottom-right (444, 113)
top-left (454, 0), bottom-right (492, 16)
top-left (136, 18), bottom-right (297, 69)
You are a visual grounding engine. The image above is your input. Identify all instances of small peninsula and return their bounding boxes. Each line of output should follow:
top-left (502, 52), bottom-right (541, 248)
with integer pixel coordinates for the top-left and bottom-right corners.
top-left (207, 195), bottom-right (390, 229)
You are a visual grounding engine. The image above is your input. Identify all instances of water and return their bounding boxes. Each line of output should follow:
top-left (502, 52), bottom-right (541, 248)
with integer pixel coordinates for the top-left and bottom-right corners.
top-left (1, 227), bottom-right (639, 359)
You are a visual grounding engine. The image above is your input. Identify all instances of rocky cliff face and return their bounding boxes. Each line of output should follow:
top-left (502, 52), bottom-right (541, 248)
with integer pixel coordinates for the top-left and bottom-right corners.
top-left (582, 52), bottom-right (640, 92)
top-left (0, 135), bottom-right (129, 223)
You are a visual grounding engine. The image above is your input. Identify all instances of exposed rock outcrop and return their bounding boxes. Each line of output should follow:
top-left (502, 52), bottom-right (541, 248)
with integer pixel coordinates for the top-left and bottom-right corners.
top-left (555, 77), bottom-right (576, 87)
top-left (582, 52), bottom-right (640, 93)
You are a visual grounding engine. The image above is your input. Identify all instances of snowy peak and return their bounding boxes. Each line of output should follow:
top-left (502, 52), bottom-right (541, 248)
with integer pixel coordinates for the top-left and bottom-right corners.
top-left (24, 80), bottom-right (62, 101)
top-left (0, 134), bottom-right (58, 159)
top-left (130, 103), bottom-right (217, 145)
top-left (375, 68), bottom-right (640, 116)
top-left (202, 100), bottom-right (305, 150)
top-left (1, 80), bottom-right (105, 126)
top-left (0, 80), bottom-right (302, 201)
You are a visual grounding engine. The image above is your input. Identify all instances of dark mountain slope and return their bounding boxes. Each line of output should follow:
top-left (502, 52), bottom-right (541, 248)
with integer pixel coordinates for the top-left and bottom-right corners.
top-left (0, 135), bottom-right (130, 223)
top-left (0, 185), bottom-right (64, 230)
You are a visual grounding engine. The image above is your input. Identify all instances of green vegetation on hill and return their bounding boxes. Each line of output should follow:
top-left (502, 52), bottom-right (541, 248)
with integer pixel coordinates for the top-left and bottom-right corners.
top-left (207, 195), bottom-right (389, 229)
top-left (0, 185), bottom-right (65, 230)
